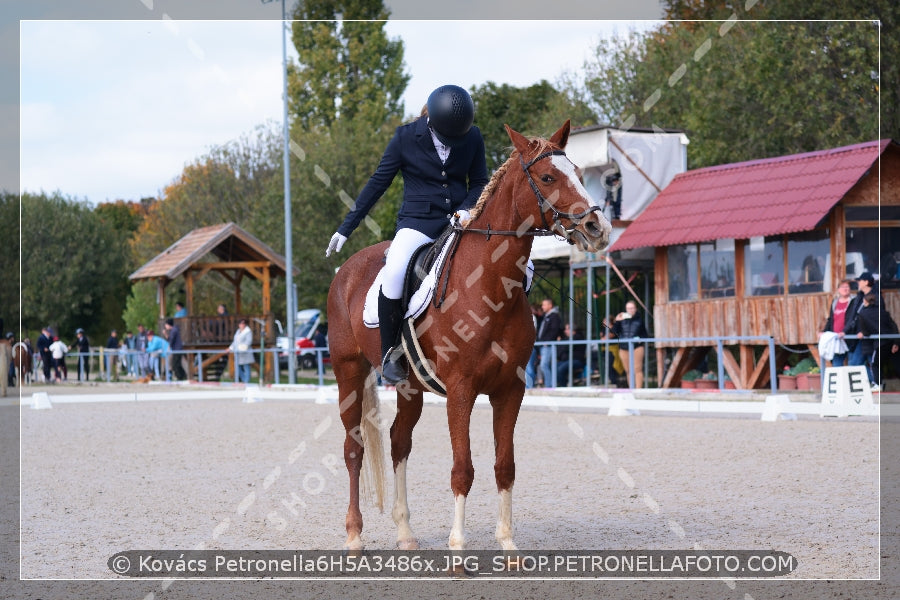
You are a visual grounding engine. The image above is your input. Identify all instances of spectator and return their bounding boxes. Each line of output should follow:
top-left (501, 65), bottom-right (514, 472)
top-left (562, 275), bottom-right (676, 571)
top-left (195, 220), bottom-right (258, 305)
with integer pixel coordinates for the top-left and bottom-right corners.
top-left (604, 170), bottom-right (622, 220)
top-left (174, 302), bottom-right (187, 318)
top-left (105, 330), bottom-right (119, 381)
top-left (536, 298), bottom-right (562, 387)
top-left (145, 329), bottom-right (170, 380)
top-left (135, 325), bottom-right (149, 378)
top-left (49, 335), bottom-right (68, 382)
top-left (611, 300), bottom-right (650, 389)
top-left (164, 318), bottom-right (187, 381)
top-left (556, 323), bottom-right (586, 387)
top-left (124, 331), bottom-right (137, 376)
top-left (525, 303), bottom-right (543, 389)
top-left (37, 327), bottom-right (53, 383)
top-left (819, 279), bottom-right (857, 366)
top-left (229, 318), bottom-right (253, 383)
top-left (71, 328), bottom-right (91, 381)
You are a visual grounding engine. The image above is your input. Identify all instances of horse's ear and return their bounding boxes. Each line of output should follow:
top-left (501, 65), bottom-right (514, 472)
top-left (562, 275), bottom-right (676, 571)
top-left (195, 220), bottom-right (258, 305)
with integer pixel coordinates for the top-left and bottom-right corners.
top-left (504, 124), bottom-right (532, 154)
top-left (549, 120), bottom-right (571, 148)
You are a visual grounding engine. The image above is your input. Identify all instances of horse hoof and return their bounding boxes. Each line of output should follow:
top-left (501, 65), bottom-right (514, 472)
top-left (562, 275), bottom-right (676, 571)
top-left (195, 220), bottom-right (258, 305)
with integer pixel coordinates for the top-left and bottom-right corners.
top-left (396, 539), bottom-right (420, 551)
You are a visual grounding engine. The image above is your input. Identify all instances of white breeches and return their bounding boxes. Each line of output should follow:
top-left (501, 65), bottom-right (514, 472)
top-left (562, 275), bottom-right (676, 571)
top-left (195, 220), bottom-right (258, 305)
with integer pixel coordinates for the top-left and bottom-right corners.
top-left (381, 228), bottom-right (434, 300)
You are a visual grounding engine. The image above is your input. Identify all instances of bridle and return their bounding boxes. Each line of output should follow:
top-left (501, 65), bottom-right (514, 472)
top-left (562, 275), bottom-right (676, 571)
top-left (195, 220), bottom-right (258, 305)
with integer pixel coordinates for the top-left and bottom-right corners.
top-left (454, 149), bottom-right (601, 243)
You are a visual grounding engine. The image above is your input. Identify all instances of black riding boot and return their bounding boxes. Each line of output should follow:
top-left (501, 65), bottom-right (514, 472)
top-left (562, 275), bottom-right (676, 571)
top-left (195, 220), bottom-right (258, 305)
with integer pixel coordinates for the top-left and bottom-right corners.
top-left (378, 290), bottom-right (408, 384)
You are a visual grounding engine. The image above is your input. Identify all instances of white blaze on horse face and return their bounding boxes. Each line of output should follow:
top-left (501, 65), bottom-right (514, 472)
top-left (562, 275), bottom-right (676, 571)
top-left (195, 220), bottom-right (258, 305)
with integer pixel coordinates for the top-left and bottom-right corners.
top-left (551, 154), bottom-right (599, 209)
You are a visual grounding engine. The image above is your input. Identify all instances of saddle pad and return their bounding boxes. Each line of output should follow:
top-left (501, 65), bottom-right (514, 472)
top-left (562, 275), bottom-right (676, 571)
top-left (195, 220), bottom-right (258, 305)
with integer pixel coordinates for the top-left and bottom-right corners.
top-left (363, 232), bottom-right (457, 328)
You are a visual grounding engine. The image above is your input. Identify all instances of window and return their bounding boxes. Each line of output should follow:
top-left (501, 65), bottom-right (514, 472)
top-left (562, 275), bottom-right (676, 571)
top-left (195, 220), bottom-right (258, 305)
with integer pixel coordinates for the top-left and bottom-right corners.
top-left (845, 206), bottom-right (900, 290)
top-left (667, 244), bottom-right (697, 301)
top-left (746, 230), bottom-right (830, 296)
top-left (746, 236), bottom-right (784, 296)
top-left (700, 240), bottom-right (735, 297)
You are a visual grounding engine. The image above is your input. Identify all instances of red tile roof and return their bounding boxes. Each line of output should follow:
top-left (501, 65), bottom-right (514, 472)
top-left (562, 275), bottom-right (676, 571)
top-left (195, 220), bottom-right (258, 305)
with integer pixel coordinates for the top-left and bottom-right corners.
top-left (610, 139), bottom-right (893, 251)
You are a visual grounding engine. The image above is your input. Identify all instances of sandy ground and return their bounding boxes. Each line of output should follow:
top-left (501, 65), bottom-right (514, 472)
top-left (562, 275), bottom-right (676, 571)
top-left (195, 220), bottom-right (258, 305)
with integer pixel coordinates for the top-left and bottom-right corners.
top-left (3, 383), bottom-right (899, 599)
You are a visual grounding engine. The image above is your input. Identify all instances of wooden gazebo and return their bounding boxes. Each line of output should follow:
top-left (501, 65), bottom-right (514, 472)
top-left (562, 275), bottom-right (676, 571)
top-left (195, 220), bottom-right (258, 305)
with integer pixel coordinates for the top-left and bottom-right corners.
top-left (129, 222), bottom-right (295, 380)
top-left (610, 139), bottom-right (900, 389)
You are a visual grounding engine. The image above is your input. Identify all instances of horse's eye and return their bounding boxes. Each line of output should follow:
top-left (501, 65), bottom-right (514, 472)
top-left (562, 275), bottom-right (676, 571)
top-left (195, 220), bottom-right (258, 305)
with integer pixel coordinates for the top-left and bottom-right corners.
top-left (540, 174), bottom-right (554, 183)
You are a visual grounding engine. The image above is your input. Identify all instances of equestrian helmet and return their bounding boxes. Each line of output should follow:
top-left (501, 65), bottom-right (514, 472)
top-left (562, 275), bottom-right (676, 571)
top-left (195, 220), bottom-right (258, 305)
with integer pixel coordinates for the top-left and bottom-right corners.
top-left (427, 84), bottom-right (475, 147)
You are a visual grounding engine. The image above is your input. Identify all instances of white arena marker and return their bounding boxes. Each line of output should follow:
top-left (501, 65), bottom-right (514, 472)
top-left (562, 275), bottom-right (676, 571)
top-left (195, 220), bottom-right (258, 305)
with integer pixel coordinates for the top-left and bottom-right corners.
top-left (608, 393), bottom-right (640, 417)
top-left (761, 395), bottom-right (797, 422)
top-left (31, 392), bottom-right (52, 410)
top-left (242, 385), bottom-right (263, 404)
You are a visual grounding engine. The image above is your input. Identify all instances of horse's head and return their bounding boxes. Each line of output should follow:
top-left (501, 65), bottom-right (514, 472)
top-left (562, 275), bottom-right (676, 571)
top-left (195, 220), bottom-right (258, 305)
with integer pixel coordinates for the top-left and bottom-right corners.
top-left (505, 121), bottom-right (612, 253)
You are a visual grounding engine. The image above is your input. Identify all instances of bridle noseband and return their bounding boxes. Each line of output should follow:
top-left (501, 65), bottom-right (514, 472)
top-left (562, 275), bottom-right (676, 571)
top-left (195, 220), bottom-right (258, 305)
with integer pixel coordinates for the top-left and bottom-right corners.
top-left (456, 149), bottom-right (600, 243)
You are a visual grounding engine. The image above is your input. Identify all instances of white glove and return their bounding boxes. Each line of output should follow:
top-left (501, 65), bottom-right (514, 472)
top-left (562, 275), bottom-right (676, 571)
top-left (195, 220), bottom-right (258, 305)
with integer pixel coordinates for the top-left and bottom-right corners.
top-left (451, 209), bottom-right (471, 227)
top-left (326, 232), bottom-right (347, 257)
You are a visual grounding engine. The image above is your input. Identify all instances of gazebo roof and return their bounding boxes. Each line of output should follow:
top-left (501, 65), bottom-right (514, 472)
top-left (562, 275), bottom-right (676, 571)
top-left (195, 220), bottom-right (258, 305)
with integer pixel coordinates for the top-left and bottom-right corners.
top-left (129, 222), bottom-right (292, 282)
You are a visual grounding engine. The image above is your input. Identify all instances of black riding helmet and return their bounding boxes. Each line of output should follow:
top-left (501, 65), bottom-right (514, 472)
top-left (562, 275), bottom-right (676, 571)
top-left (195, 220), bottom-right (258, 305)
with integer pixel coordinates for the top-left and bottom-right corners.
top-left (426, 84), bottom-right (475, 148)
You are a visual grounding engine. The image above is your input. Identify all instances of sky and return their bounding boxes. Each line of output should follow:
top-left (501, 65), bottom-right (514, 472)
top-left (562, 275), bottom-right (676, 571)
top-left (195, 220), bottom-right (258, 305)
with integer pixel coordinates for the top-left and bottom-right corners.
top-left (19, 19), bottom-right (659, 205)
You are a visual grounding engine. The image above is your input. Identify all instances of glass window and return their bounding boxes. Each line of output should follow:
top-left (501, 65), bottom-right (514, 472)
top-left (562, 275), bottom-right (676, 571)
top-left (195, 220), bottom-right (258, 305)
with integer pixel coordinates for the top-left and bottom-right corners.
top-left (746, 236), bottom-right (784, 296)
top-left (847, 224), bottom-right (900, 289)
top-left (700, 239), bottom-right (735, 298)
top-left (787, 230), bottom-right (830, 294)
top-left (667, 244), bottom-right (697, 301)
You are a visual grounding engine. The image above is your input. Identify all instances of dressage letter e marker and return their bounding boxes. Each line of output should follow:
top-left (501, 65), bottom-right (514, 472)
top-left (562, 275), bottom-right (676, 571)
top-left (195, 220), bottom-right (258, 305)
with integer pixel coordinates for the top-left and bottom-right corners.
top-left (821, 366), bottom-right (875, 417)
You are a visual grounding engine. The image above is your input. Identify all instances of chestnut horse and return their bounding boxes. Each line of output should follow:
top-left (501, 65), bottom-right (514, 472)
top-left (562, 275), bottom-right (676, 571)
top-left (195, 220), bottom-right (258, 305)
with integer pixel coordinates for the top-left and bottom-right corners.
top-left (327, 121), bottom-right (611, 551)
top-left (13, 342), bottom-right (33, 386)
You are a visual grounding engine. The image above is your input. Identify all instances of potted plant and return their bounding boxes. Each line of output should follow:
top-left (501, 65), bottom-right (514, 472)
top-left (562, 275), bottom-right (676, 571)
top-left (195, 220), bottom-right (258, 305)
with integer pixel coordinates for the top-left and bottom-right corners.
top-left (695, 371), bottom-right (719, 390)
top-left (681, 369), bottom-right (702, 388)
top-left (724, 375), bottom-right (736, 390)
top-left (778, 365), bottom-right (797, 390)
top-left (796, 364), bottom-right (821, 391)
top-left (791, 358), bottom-right (820, 390)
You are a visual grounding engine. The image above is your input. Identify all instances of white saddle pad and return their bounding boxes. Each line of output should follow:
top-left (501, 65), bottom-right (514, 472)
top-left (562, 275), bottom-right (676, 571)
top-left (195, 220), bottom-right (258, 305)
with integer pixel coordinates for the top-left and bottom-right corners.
top-left (363, 233), bottom-right (457, 328)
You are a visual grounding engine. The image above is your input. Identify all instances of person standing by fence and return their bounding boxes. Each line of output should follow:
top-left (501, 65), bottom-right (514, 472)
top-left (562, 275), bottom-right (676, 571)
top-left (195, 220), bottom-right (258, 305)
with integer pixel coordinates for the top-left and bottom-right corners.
top-left (819, 279), bottom-right (857, 367)
top-left (37, 327), bottom-right (52, 383)
top-left (537, 298), bottom-right (562, 388)
top-left (104, 330), bottom-right (119, 381)
top-left (145, 329), bottom-right (169, 380)
top-left (164, 318), bottom-right (187, 381)
top-left (229, 319), bottom-right (253, 383)
top-left (72, 328), bottom-right (90, 381)
top-left (611, 300), bottom-right (649, 389)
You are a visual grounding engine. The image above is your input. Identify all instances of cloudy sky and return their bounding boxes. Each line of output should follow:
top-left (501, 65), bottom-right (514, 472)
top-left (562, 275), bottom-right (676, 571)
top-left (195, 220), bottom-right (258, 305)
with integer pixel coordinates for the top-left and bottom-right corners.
top-left (19, 18), bottom-right (657, 204)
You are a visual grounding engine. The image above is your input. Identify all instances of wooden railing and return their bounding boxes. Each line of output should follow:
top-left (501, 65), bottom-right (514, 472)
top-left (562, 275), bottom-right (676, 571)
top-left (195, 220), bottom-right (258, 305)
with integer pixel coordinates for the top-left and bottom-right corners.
top-left (157, 314), bottom-right (276, 348)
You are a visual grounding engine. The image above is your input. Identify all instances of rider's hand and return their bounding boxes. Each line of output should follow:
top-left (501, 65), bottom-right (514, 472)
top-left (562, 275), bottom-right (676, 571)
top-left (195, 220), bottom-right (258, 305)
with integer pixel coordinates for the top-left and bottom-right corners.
top-left (451, 210), bottom-right (471, 227)
top-left (326, 232), bottom-right (347, 257)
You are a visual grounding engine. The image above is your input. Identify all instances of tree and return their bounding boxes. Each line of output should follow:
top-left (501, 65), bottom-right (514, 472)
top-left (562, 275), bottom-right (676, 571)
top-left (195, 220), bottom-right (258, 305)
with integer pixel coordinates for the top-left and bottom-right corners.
top-left (583, 12), bottom-right (884, 167)
top-left (128, 123), bottom-right (285, 319)
top-left (471, 81), bottom-right (596, 172)
top-left (0, 192), bottom-right (20, 334)
top-left (287, 0), bottom-right (409, 310)
top-left (20, 192), bottom-right (129, 341)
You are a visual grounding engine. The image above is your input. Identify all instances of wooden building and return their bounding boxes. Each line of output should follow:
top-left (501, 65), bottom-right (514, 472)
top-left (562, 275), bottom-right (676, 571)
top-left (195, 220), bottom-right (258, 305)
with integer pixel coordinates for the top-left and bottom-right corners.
top-left (129, 222), bottom-right (295, 380)
top-left (609, 139), bottom-right (900, 389)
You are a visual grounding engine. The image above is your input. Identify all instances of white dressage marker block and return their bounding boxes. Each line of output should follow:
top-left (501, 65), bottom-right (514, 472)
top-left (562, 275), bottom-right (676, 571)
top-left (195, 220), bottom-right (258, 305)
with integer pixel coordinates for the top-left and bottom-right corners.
top-left (761, 395), bottom-right (797, 421)
top-left (242, 385), bottom-right (263, 404)
top-left (821, 366), bottom-right (875, 417)
top-left (608, 392), bottom-right (640, 417)
top-left (31, 392), bottom-right (53, 410)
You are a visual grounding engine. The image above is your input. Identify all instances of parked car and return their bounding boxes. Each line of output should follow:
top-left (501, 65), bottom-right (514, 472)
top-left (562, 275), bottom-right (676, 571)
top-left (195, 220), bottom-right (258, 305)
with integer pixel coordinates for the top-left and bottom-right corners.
top-left (276, 309), bottom-right (327, 370)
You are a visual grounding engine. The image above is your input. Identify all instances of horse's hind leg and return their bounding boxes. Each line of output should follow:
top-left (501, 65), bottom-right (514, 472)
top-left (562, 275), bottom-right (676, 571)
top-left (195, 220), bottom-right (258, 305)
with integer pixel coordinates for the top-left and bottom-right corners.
top-left (337, 361), bottom-right (370, 551)
top-left (491, 390), bottom-right (525, 551)
top-left (390, 385), bottom-right (423, 550)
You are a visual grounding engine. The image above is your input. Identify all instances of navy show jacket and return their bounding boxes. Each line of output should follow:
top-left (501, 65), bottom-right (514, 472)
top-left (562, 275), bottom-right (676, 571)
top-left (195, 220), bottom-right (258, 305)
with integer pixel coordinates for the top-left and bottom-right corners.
top-left (337, 116), bottom-right (489, 240)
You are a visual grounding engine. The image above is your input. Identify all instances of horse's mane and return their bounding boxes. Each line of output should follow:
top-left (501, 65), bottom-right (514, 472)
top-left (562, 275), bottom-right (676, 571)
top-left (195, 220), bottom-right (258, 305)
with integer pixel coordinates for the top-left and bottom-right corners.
top-left (468, 137), bottom-right (556, 223)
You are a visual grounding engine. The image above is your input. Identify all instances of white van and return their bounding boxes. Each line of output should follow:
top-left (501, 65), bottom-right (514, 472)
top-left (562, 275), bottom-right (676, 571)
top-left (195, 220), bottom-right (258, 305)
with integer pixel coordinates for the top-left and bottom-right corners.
top-left (276, 309), bottom-right (325, 369)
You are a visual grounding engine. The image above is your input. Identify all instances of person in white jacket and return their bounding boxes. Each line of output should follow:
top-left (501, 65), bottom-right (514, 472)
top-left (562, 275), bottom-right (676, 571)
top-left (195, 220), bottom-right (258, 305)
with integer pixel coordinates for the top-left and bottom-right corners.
top-left (229, 319), bottom-right (254, 383)
top-left (49, 336), bottom-right (68, 381)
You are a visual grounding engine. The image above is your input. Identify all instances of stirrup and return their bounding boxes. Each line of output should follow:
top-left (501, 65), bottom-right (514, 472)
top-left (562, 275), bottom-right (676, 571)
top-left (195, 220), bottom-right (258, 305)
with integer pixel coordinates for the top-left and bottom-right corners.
top-left (380, 346), bottom-right (408, 384)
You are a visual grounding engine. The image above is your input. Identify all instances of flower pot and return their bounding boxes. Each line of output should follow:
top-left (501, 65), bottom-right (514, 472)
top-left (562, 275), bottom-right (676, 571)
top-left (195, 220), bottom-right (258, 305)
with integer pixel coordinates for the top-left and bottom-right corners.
top-left (680, 380), bottom-right (695, 389)
top-left (778, 374), bottom-right (797, 390)
top-left (724, 380), bottom-right (736, 390)
top-left (695, 379), bottom-right (719, 390)
top-left (795, 373), bottom-right (810, 390)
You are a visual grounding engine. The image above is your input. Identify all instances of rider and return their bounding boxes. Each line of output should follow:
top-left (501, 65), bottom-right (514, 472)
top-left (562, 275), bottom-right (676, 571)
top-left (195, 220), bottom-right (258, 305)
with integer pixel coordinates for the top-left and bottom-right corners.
top-left (326, 84), bottom-right (489, 384)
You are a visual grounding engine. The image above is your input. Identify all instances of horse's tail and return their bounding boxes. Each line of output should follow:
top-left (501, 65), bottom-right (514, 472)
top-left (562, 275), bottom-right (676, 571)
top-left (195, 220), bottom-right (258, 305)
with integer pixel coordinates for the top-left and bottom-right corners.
top-left (359, 368), bottom-right (386, 513)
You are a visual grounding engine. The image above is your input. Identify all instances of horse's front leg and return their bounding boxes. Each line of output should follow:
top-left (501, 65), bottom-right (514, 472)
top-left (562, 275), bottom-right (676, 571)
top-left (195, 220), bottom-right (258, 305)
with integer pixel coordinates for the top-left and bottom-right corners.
top-left (446, 393), bottom-right (476, 550)
top-left (491, 388), bottom-right (525, 551)
top-left (390, 386), bottom-right (423, 550)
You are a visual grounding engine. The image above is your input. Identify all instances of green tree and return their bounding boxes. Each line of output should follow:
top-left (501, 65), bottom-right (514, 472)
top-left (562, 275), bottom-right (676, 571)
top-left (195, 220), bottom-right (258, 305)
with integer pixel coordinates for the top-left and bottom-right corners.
top-left (129, 124), bottom-right (285, 319)
top-left (287, 0), bottom-right (409, 310)
top-left (20, 192), bottom-right (128, 341)
top-left (0, 192), bottom-right (21, 334)
top-left (583, 14), bottom-right (884, 167)
top-left (471, 81), bottom-right (596, 172)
